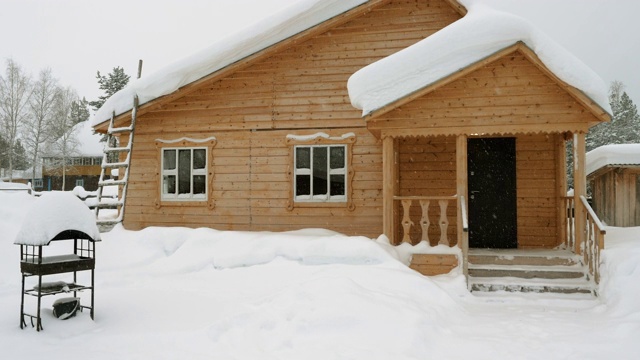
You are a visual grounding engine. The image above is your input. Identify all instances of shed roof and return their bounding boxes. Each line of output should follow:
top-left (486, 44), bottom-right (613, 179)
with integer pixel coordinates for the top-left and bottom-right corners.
top-left (347, 1), bottom-right (612, 120)
top-left (586, 144), bottom-right (640, 177)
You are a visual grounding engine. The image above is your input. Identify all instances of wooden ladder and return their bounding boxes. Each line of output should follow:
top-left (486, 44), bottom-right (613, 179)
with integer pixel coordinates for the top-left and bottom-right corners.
top-left (95, 61), bottom-right (141, 231)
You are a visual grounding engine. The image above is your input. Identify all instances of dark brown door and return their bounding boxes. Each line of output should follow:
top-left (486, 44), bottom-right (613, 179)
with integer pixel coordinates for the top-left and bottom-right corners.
top-left (467, 138), bottom-right (517, 248)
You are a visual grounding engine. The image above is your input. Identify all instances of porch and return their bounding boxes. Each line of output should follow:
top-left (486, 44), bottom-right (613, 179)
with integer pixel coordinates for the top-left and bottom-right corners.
top-left (382, 133), bottom-right (605, 290)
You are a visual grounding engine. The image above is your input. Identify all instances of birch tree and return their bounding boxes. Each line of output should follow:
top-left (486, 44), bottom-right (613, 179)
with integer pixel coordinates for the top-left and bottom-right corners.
top-left (0, 59), bottom-right (31, 181)
top-left (46, 86), bottom-right (81, 190)
top-left (23, 68), bottom-right (59, 183)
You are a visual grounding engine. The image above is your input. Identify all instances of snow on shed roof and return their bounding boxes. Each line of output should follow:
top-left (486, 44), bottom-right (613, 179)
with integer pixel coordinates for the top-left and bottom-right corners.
top-left (91, 0), bottom-right (369, 127)
top-left (347, 0), bottom-right (612, 118)
top-left (586, 144), bottom-right (640, 176)
top-left (14, 191), bottom-right (101, 246)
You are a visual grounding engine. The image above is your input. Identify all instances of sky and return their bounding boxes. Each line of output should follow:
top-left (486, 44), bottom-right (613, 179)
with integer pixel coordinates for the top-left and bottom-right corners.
top-left (0, 0), bottom-right (638, 111)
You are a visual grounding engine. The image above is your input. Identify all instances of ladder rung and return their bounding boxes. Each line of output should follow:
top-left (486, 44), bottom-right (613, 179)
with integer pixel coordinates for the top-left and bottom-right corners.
top-left (102, 162), bottom-right (129, 169)
top-left (109, 126), bottom-right (133, 134)
top-left (98, 180), bottom-right (127, 186)
top-left (104, 147), bottom-right (131, 153)
top-left (95, 201), bottom-right (123, 209)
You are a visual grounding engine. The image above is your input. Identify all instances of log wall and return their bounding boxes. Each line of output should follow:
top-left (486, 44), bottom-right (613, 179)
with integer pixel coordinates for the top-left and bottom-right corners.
top-left (591, 168), bottom-right (640, 227)
top-left (369, 51), bottom-right (601, 136)
top-left (121, 0), bottom-right (462, 235)
top-left (516, 134), bottom-right (559, 248)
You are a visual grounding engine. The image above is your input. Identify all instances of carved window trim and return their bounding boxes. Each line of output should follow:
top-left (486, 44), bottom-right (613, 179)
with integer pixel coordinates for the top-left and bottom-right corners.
top-left (154, 137), bottom-right (217, 210)
top-left (286, 133), bottom-right (356, 212)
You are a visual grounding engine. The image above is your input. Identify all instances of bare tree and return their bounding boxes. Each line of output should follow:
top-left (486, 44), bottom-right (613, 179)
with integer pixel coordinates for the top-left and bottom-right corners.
top-left (23, 68), bottom-right (59, 183)
top-left (45, 86), bottom-right (81, 190)
top-left (0, 59), bottom-right (31, 181)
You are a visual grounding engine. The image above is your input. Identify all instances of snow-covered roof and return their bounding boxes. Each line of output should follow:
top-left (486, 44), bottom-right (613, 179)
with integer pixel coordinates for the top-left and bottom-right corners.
top-left (0, 166), bottom-right (42, 181)
top-left (586, 144), bottom-right (640, 176)
top-left (91, 0), bottom-right (369, 127)
top-left (347, 0), bottom-right (612, 118)
top-left (0, 181), bottom-right (32, 191)
top-left (74, 120), bottom-right (104, 156)
top-left (14, 191), bottom-right (101, 246)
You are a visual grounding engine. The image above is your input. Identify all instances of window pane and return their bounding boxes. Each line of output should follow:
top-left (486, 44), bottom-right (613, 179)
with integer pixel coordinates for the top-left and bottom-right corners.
top-left (193, 149), bottom-right (206, 170)
top-left (296, 147), bottom-right (310, 169)
top-left (163, 150), bottom-right (176, 170)
top-left (163, 175), bottom-right (176, 194)
top-left (178, 149), bottom-right (191, 194)
top-left (312, 147), bottom-right (328, 195)
top-left (296, 175), bottom-right (310, 196)
top-left (330, 146), bottom-right (345, 169)
top-left (193, 175), bottom-right (206, 195)
top-left (330, 174), bottom-right (345, 196)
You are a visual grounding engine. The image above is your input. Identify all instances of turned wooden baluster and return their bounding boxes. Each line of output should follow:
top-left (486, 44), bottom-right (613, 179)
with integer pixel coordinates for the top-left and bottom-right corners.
top-left (419, 200), bottom-right (430, 243)
top-left (401, 200), bottom-right (414, 243)
top-left (438, 199), bottom-right (449, 246)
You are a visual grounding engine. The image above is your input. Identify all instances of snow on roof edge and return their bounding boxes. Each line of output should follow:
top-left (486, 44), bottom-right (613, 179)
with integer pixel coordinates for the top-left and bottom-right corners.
top-left (586, 144), bottom-right (640, 176)
top-left (91, 0), bottom-right (369, 127)
top-left (347, 1), bottom-right (612, 118)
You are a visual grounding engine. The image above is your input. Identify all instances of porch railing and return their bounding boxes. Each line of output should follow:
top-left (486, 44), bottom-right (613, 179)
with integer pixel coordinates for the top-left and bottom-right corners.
top-left (581, 196), bottom-right (606, 283)
top-left (394, 195), bottom-right (457, 246)
top-left (561, 196), bottom-right (575, 250)
top-left (562, 195), bottom-right (606, 284)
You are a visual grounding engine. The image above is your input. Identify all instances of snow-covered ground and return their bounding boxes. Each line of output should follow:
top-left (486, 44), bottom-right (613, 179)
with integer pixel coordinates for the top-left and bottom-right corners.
top-left (1, 191), bottom-right (639, 359)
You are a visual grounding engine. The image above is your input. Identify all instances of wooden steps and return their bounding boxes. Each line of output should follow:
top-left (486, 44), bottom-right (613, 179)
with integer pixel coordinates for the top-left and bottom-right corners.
top-left (467, 249), bottom-right (596, 295)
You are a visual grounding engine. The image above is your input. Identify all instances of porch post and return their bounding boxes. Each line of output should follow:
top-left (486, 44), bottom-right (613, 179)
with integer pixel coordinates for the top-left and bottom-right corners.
top-left (456, 134), bottom-right (468, 248)
top-left (382, 136), bottom-right (398, 244)
top-left (573, 132), bottom-right (587, 255)
top-left (557, 134), bottom-right (568, 247)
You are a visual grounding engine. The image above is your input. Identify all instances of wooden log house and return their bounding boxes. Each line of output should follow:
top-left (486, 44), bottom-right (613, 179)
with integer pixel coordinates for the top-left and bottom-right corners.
top-left (93, 0), bottom-right (611, 285)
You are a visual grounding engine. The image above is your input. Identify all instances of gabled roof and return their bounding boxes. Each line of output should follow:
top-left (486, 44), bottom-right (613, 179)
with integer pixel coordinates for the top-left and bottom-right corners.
top-left (586, 144), bottom-right (640, 177)
top-left (92, 0), bottom-right (466, 128)
top-left (347, 1), bottom-right (612, 121)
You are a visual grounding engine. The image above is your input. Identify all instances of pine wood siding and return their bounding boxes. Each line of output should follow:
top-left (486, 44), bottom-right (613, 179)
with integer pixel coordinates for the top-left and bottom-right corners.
top-left (398, 136), bottom-right (457, 245)
top-left (120, 0), bottom-right (462, 233)
top-left (591, 168), bottom-right (640, 227)
top-left (516, 134), bottom-right (559, 248)
top-left (368, 50), bottom-right (601, 136)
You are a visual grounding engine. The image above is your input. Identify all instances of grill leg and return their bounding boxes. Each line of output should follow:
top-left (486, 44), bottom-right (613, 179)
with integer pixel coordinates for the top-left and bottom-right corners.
top-left (20, 274), bottom-right (26, 329)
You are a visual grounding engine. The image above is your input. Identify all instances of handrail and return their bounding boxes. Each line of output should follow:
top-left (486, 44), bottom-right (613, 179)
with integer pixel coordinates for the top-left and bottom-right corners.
top-left (579, 195), bottom-right (605, 284)
top-left (393, 195), bottom-right (457, 201)
top-left (580, 196), bottom-right (606, 235)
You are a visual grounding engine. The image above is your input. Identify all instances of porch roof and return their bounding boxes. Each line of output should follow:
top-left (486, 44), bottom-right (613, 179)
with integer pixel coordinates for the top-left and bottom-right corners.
top-left (347, 1), bottom-right (612, 122)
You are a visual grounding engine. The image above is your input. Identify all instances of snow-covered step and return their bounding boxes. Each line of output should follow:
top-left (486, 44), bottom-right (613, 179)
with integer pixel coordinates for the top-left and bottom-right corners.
top-left (468, 264), bottom-right (586, 280)
top-left (468, 249), bottom-right (581, 267)
top-left (469, 277), bottom-right (595, 295)
top-left (467, 248), bottom-right (594, 296)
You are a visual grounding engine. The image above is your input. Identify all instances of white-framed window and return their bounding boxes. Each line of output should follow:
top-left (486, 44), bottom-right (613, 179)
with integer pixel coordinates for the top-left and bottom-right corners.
top-left (33, 179), bottom-right (43, 188)
top-left (75, 178), bottom-right (84, 187)
top-left (294, 145), bottom-right (346, 202)
top-left (161, 147), bottom-right (207, 201)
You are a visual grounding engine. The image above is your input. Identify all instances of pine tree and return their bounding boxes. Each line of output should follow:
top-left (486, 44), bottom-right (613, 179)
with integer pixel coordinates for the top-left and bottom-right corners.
top-left (89, 66), bottom-right (130, 111)
top-left (586, 81), bottom-right (640, 151)
top-left (70, 97), bottom-right (90, 124)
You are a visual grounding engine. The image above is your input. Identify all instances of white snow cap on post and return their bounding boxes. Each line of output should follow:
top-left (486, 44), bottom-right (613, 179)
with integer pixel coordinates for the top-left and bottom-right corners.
top-left (14, 191), bottom-right (101, 246)
top-left (91, 0), bottom-right (368, 127)
top-left (347, 0), bottom-right (612, 117)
